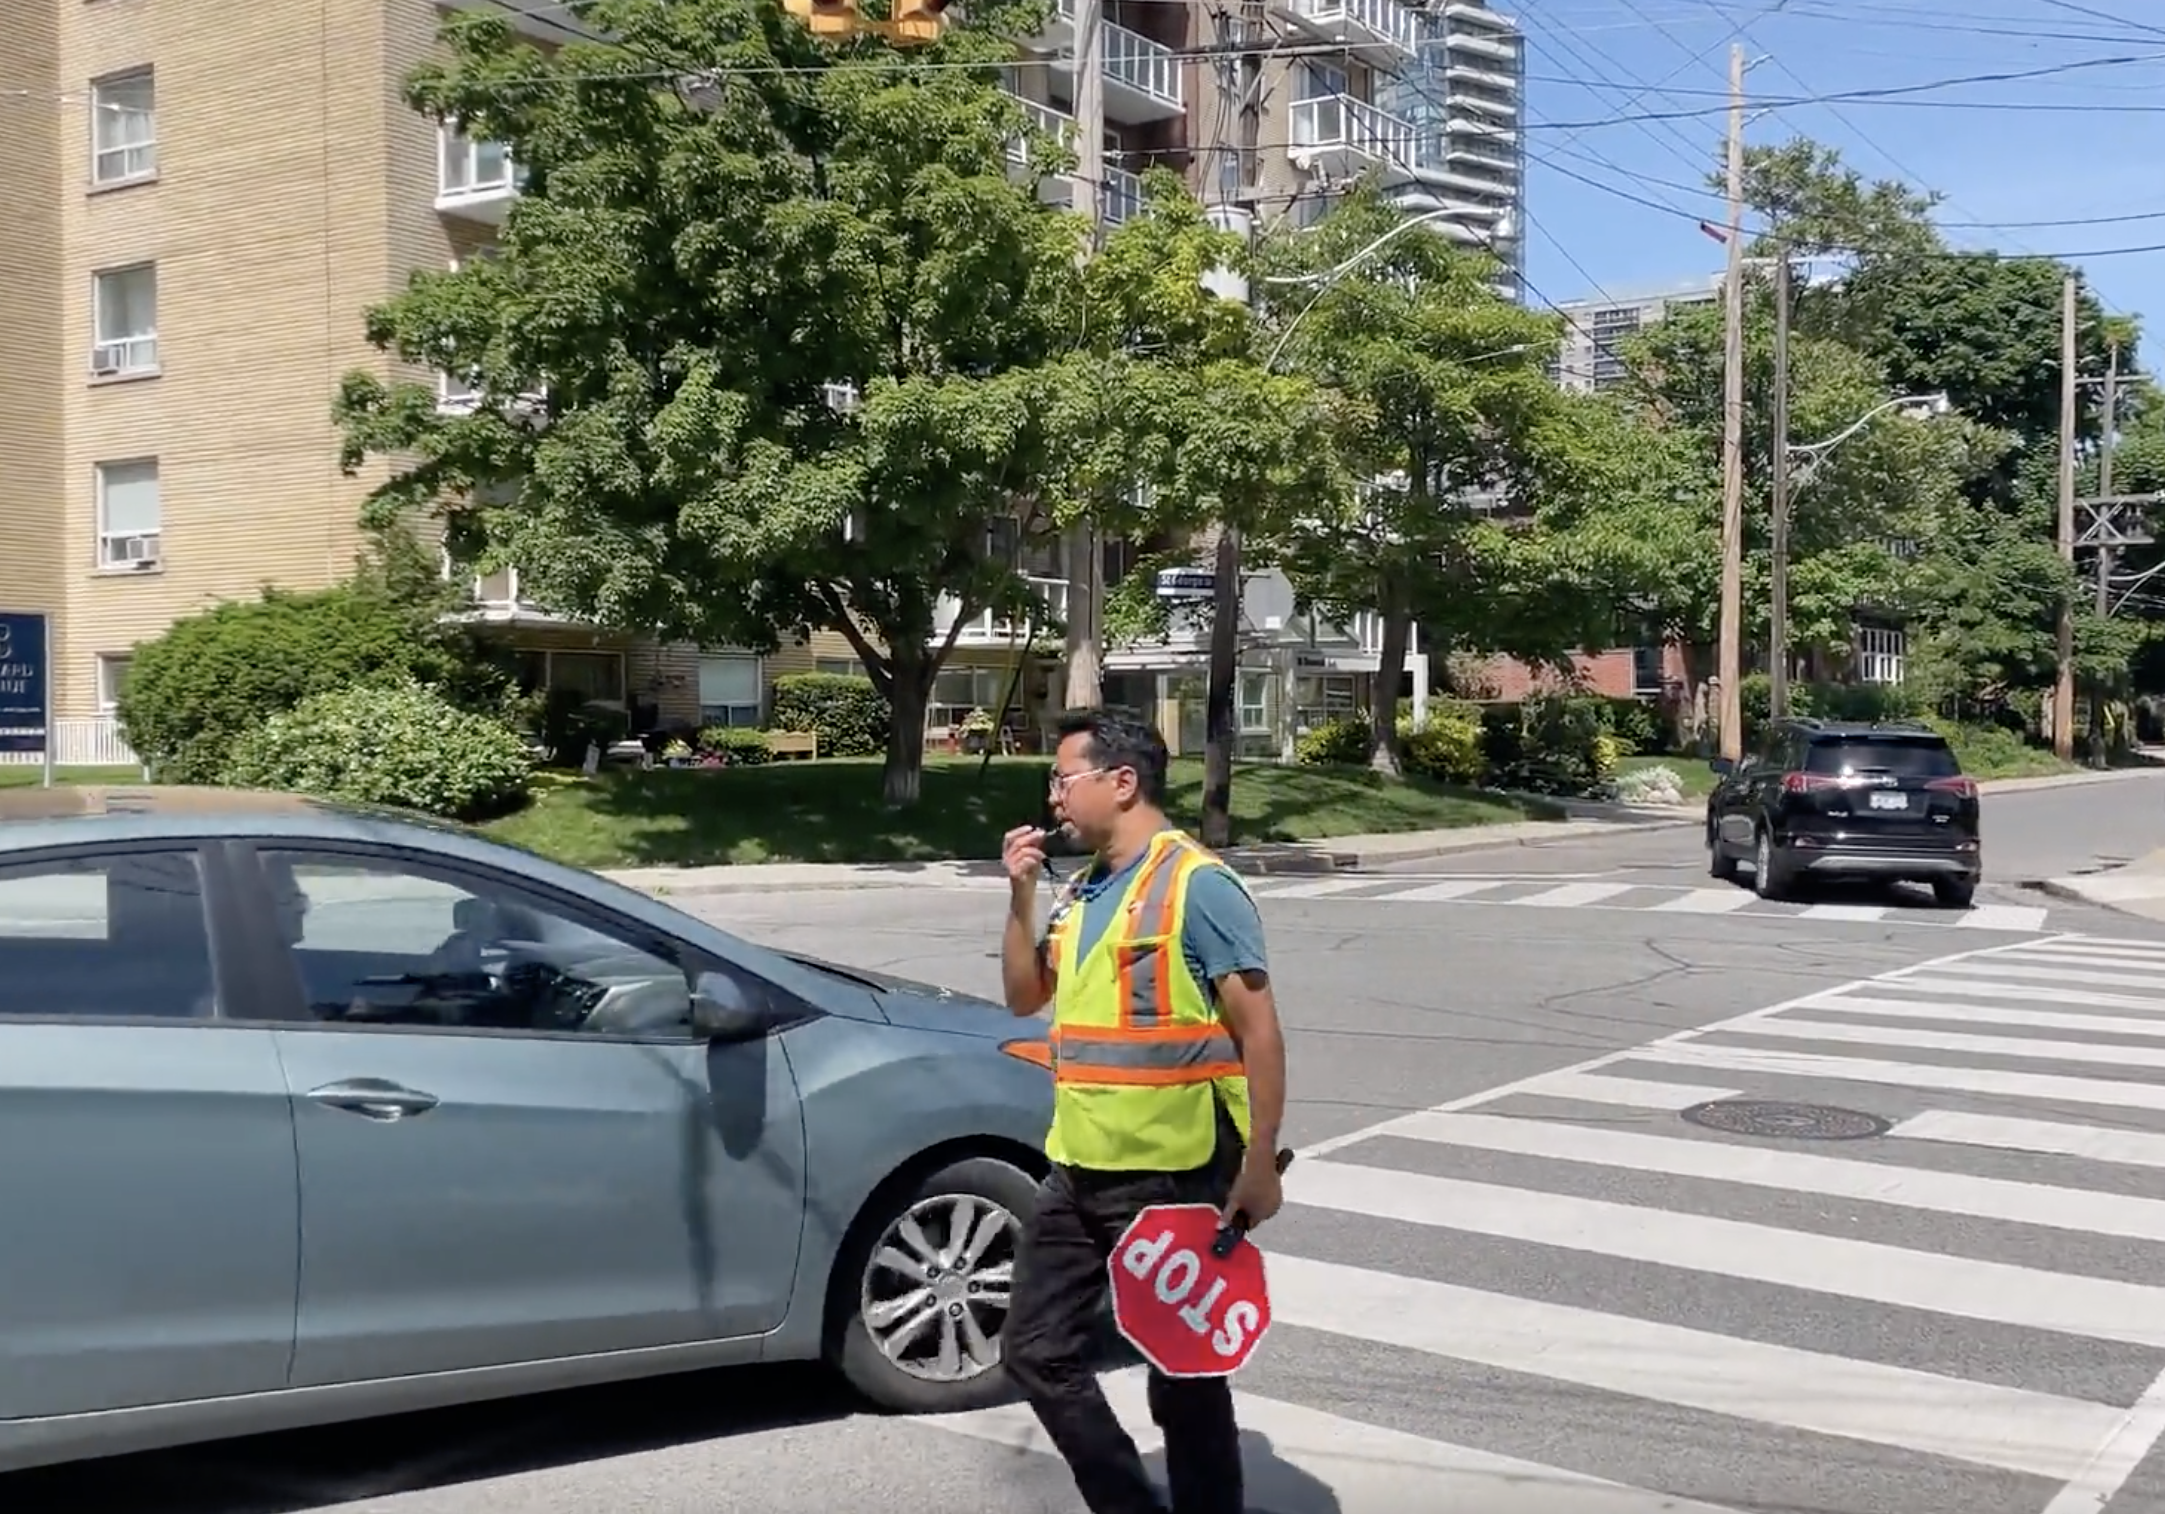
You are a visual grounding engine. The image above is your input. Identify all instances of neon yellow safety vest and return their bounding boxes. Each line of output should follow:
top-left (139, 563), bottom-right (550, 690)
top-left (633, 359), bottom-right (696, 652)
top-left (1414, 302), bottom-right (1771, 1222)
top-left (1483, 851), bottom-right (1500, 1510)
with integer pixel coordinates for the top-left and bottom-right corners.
top-left (1044, 829), bottom-right (1253, 1172)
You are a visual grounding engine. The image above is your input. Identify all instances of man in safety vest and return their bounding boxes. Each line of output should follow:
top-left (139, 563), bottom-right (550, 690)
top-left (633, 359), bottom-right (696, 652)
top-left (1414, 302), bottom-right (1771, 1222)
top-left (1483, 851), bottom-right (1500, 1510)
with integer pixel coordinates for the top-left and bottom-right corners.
top-left (997, 707), bottom-right (1289, 1514)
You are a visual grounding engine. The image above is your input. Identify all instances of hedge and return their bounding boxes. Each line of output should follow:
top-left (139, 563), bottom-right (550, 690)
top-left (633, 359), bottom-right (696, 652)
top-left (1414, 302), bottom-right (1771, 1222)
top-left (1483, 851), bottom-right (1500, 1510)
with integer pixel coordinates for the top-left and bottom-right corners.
top-left (223, 682), bottom-right (533, 821)
top-left (1295, 693), bottom-right (1621, 797)
top-left (770, 673), bottom-right (888, 758)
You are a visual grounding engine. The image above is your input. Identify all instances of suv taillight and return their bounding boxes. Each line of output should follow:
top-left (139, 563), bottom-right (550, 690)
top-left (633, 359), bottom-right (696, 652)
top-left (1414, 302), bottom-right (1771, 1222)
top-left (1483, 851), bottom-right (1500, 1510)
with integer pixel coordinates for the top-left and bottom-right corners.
top-left (1781, 773), bottom-right (1839, 793)
top-left (1926, 775), bottom-right (1978, 799)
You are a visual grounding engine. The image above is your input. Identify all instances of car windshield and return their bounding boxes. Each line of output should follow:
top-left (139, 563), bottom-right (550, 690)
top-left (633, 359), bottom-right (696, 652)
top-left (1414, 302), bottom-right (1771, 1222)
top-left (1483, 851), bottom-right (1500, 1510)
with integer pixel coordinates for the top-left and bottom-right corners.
top-left (1804, 735), bottom-right (1959, 779)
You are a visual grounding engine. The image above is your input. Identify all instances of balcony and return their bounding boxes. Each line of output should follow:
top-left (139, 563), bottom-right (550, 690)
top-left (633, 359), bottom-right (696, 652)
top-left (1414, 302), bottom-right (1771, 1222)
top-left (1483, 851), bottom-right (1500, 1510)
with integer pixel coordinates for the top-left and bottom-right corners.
top-left (934, 577), bottom-right (1070, 644)
top-left (1040, 0), bottom-right (1184, 123)
top-left (436, 124), bottom-right (523, 224)
top-left (1288, 95), bottom-right (1417, 181)
top-left (441, 553), bottom-right (580, 628)
top-left (437, 371), bottom-right (548, 421)
top-left (1442, 19), bottom-right (1519, 67)
top-left (1271, 0), bottom-right (1415, 67)
top-left (1006, 97), bottom-right (1079, 206)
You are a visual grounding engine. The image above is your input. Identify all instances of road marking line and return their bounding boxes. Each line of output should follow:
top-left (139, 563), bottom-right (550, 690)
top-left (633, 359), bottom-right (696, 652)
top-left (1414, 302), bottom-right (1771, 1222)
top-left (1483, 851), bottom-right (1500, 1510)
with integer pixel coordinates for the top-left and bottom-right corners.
top-left (1389, 1109), bottom-right (2165, 1242)
top-left (1512, 882), bottom-right (1638, 908)
top-left (1993, 945), bottom-right (2165, 969)
top-left (1255, 876), bottom-right (1393, 898)
top-left (1869, 975), bottom-right (2165, 1013)
top-left (1518, 1070), bottom-right (1742, 1109)
top-left (1300, 933), bottom-right (2055, 1160)
top-left (1956, 904), bottom-right (2051, 932)
top-left (1263, 1254), bottom-right (2120, 1481)
top-left (2040, 1364), bottom-right (2165, 1514)
top-left (1737, 1015), bottom-right (2165, 1071)
top-left (924, 1367), bottom-right (1748, 1514)
top-left (1284, 1159), bottom-right (2165, 1348)
top-left (1796, 902), bottom-right (1892, 921)
top-left (2051, 935), bottom-right (2165, 955)
top-left (1649, 889), bottom-right (1758, 913)
top-left (1367, 879), bottom-right (1519, 901)
top-left (1891, 1109), bottom-right (2165, 1171)
top-left (1636, 1040), bottom-right (2165, 1115)
top-left (1925, 959), bottom-right (2165, 991)
top-left (1801, 993), bottom-right (2165, 1039)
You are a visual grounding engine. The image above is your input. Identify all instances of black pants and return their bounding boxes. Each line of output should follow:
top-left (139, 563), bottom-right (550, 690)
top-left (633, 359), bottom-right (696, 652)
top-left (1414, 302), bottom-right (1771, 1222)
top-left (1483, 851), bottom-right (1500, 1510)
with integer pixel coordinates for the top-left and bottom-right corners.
top-left (1003, 1115), bottom-right (1246, 1514)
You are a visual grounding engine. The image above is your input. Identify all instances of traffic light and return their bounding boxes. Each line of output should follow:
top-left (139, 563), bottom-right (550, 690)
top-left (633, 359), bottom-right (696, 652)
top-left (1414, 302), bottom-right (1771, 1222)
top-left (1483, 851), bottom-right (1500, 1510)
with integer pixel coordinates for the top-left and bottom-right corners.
top-left (783, 0), bottom-right (862, 37)
top-left (887, 0), bottom-right (950, 44)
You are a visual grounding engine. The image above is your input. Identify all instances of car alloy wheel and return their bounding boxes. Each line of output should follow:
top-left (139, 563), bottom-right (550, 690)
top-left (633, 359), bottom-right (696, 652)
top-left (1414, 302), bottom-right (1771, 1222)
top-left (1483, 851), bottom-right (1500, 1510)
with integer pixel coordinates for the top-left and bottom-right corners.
top-left (859, 1191), bottom-right (1021, 1385)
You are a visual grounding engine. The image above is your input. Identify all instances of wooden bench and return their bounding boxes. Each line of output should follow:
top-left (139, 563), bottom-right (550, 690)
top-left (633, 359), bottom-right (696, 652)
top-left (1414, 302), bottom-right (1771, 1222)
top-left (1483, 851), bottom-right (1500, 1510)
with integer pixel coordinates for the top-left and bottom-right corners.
top-left (765, 730), bottom-right (819, 760)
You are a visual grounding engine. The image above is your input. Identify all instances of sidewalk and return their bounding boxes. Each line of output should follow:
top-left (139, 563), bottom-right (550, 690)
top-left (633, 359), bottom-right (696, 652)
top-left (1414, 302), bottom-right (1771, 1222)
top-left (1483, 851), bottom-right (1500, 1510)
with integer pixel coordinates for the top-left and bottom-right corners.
top-left (604, 764), bottom-right (2162, 899)
top-left (2032, 850), bottom-right (2165, 924)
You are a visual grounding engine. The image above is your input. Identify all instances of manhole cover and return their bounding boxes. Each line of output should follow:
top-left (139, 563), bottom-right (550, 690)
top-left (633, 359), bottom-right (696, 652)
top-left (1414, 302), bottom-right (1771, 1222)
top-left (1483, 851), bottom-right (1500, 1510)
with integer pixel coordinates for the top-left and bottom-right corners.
top-left (1680, 1099), bottom-right (1890, 1141)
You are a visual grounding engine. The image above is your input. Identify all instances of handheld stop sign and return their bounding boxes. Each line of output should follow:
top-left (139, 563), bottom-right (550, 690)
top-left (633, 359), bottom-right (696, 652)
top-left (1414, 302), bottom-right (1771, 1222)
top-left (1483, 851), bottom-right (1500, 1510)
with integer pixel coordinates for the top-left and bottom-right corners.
top-left (1107, 1150), bottom-right (1293, 1379)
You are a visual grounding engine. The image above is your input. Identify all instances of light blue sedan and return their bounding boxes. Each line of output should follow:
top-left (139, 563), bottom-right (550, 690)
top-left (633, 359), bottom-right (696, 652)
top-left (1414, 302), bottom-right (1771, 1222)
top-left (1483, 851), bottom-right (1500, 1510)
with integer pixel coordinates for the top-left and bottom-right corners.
top-left (0, 786), bottom-right (1052, 1473)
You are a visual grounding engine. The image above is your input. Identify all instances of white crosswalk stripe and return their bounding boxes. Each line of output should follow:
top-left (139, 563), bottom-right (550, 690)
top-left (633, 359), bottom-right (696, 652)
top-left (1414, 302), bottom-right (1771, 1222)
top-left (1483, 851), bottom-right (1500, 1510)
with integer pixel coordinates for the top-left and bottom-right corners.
top-left (915, 933), bottom-right (2165, 1513)
top-left (945, 870), bottom-right (2065, 932)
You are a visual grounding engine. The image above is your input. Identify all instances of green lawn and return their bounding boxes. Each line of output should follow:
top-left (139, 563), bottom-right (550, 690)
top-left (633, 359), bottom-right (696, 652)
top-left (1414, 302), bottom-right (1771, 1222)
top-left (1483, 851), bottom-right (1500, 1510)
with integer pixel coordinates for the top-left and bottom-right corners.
top-left (482, 756), bottom-right (1565, 869)
top-left (0, 764), bottom-right (143, 789)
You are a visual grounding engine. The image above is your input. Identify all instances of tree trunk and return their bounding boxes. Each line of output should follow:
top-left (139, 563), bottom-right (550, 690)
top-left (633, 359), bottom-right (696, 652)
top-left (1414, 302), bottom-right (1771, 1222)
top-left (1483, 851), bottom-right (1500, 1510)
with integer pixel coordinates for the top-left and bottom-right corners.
top-left (1063, 521), bottom-right (1102, 709)
top-left (883, 644), bottom-right (931, 808)
top-left (1368, 579), bottom-right (1410, 778)
top-left (1200, 526), bottom-right (1240, 849)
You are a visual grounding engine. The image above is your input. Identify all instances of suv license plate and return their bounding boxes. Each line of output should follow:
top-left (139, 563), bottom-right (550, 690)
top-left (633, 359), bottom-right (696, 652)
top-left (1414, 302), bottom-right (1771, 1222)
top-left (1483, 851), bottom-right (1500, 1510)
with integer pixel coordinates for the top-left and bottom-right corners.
top-left (1868, 791), bottom-right (1909, 811)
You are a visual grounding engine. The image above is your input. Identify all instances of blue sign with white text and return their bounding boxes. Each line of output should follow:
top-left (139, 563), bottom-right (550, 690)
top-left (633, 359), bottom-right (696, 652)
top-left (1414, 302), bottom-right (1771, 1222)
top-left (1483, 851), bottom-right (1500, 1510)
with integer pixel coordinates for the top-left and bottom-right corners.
top-left (0, 612), bottom-right (50, 754)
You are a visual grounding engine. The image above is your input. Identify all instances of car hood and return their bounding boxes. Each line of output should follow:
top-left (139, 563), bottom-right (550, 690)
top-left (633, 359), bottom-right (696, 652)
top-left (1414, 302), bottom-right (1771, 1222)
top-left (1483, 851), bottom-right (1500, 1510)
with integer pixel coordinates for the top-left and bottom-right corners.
top-left (781, 952), bottom-right (1036, 1044)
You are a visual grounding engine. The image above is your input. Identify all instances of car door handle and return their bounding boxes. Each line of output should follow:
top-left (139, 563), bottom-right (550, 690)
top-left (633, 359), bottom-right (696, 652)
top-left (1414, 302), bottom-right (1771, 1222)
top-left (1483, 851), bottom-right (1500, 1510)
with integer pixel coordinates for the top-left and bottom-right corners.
top-left (305, 1078), bottom-right (440, 1122)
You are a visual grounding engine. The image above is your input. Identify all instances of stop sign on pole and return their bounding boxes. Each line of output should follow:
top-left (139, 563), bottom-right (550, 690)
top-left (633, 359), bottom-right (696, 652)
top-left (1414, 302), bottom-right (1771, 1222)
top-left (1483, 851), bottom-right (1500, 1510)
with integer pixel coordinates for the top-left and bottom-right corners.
top-left (1108, 1203), bottom-right (1273, 1378)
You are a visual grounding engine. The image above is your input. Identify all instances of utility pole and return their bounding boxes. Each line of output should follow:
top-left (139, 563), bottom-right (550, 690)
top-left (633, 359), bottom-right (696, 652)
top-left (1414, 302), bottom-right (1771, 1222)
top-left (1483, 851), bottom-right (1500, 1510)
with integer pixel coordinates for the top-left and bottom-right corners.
top-left (1714, 41), bottom-right (1747, 763)
top-left (1061, 0), bottom-right (1106, 709)
top-left (2089, 342), bottom-right (2120, 765)
top-left (2052, 271), bottom-right (2078, 762)
top-left (1768, 247), bottom-right (1793, 722)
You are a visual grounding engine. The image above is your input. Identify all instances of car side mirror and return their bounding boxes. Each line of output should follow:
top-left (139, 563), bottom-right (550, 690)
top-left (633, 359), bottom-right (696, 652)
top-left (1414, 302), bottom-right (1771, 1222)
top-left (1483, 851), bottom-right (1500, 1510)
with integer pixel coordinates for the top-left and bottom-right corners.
top-left (1709, 757), bottom-right (1735, 777)
top-left (691, 970), bottom-right (771, 1042)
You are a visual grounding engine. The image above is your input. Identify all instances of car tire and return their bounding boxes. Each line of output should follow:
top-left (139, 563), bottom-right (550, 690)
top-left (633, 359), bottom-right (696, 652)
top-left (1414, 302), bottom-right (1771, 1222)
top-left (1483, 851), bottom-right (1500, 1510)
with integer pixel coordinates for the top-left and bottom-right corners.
top-left (1752, 827), bottom-right (1792, 901)
top-left (830, 1154), bottom-right (1040, 1415)
top-left (1708, 819), bottom-right (1738, 881)
top-left (1932, 878), bottom-right (1977, 910)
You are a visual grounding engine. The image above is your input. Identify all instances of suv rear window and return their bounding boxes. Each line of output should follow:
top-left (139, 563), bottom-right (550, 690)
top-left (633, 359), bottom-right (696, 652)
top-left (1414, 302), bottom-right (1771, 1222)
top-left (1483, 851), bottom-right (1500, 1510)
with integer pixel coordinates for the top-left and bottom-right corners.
top-left (1804, 734), bottom-right (1959, 779)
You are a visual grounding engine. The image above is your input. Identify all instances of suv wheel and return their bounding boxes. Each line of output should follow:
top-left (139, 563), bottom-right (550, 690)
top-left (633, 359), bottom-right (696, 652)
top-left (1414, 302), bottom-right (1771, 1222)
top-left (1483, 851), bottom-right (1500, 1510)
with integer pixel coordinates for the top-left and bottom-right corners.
top-left (1753, 827), bottom-right (1792, 901)
top-left (830, 1155), bottom-right (1038, 1415)
top-left (1708, 819), bottom-right (1738, 882)
top-left (1932, 878), bottom-right (1977, 910)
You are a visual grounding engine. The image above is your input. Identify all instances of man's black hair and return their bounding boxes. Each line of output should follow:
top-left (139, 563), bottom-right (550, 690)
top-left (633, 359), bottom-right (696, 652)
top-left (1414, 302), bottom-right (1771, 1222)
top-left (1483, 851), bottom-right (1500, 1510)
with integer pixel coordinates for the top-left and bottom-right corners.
top-left (1054, 706), bottom-right (1170, 806)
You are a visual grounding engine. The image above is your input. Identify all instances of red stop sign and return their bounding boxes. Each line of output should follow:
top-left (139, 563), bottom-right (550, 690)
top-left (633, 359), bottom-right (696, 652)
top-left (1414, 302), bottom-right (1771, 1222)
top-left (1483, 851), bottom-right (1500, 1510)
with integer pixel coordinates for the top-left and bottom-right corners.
top-left (1107, 1203), bottom-right (1273, 1378)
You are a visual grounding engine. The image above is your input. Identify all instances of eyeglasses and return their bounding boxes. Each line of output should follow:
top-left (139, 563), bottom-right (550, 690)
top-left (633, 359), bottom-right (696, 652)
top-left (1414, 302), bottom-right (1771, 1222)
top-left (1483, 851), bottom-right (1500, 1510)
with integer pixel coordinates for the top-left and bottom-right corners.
top-left (1048, 766), bottom-right (1112, 796)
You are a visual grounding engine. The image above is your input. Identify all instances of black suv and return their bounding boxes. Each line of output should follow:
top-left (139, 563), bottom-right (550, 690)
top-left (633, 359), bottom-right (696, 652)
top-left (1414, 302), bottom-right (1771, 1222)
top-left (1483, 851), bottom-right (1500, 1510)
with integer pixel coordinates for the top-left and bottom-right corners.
top-left (1706, 718), bottom-right (1981, 907)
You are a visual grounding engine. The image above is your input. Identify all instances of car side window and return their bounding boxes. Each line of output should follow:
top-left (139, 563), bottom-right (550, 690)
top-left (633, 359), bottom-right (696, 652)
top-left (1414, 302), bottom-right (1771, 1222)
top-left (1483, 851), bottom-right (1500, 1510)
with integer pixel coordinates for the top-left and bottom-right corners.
top-left (256, 850), bottom-right (708, 1039)
top-left (0, 850), bottom-right (220, 1021)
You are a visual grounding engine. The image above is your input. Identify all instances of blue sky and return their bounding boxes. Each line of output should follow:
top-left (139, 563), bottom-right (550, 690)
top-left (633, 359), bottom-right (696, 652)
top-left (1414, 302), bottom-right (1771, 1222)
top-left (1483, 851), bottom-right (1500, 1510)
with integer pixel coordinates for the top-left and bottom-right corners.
top-left (1517, 0), bottom-right (2165, 373)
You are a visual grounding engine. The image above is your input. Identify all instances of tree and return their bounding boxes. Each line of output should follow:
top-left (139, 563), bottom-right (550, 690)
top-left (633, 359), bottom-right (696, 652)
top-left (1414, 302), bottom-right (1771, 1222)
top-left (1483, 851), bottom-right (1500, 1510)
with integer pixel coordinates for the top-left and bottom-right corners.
top-left (335, 0), bottom-right (1086, 805)
top-left (1044, 178), bottom-right (1343, 842)
top-left (1257, 191), bottom-right (1606, 773)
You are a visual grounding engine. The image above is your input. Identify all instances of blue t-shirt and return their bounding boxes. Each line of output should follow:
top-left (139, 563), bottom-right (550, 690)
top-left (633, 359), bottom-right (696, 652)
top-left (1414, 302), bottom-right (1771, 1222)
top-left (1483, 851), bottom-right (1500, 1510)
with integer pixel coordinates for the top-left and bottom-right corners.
top-left (1043, 835), bottom-right (1269, 999)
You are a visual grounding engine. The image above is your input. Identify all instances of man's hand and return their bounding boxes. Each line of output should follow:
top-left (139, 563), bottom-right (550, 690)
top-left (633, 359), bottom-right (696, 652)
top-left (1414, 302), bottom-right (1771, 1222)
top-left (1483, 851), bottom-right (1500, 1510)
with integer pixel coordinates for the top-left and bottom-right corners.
top-left (1002, 825), bottom-right (1048, 894)
top-left (1221, 1150), bottom-right (1285, 1234)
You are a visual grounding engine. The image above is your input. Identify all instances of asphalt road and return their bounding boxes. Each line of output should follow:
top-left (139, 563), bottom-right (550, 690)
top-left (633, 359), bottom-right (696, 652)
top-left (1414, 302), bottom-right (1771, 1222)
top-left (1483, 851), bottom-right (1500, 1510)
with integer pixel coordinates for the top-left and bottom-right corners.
top-left (17, 781), bottom-right (2165, 1514)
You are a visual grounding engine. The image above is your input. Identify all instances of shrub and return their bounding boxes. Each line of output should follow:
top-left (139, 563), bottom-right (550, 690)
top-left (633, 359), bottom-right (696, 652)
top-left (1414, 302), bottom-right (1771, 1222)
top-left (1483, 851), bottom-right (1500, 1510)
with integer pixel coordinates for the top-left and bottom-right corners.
top-left (770, 673), bottom-right (887, 758)
top-left (1396, 712), bottom-right (1484, 786)
top-left (1478, 696), bottom-right (1610, 796)
top-left (1293, 715), bottom-right (1371, 766)
top-left (698, 726), bottom-right (774, 764)
top-left (1599, 697), bottom-right (1665, 756)
top-left (1613, 763), bottom-right (1687, 806)
top-left (222, 682), bottom-right (533, 821)
top-left (119, 581), bottom-right (495, 784)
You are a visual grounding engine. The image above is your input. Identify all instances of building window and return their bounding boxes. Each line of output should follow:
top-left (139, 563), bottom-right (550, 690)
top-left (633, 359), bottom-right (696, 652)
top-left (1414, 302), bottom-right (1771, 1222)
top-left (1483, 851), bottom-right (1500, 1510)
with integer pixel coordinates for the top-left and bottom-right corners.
top-left (94, 459), bottom-right (161, 568)
top-left (930, 667), bottom-right (1005, 729)
top-left (1856, 625), bottom-right (1906, 686)
top-left (549, 650), bottom-right (625, 705)
top-left (439, 123), bottom-right (516, 197)
top-left (89, 70), bottom-right (155, 185)
top-left (91, 264), bottom-right (158, 376)
top-left (1631, 645), bottom-right (1663, 698)
top-left (1238, 672), bottom-right (1270, 734)
top-left (698, 652), bottom-right (763, 728)
top-left (815, 657), bottom-right (863, 678)
top-left (96, 654), bottom-right (133, 712)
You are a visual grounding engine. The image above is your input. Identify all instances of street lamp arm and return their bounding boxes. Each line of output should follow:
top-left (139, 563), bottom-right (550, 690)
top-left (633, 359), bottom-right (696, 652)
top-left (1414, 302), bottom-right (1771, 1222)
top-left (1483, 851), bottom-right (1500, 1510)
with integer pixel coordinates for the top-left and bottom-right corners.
top-left (1789, 392), bottom-right (1950, 464)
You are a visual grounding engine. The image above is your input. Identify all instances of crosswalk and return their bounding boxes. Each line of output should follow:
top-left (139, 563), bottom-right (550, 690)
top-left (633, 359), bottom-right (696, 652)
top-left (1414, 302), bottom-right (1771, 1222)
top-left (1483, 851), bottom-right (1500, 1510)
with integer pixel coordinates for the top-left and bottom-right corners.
top-left (917, 933), bottom-right (2165, 1514)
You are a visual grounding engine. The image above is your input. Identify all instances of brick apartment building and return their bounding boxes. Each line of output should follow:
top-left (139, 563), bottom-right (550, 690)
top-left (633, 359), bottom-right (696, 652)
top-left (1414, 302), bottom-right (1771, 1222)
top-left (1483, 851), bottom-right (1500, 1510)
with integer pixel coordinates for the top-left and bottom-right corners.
top-left (0, 0), bottom-right (1523, 765)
